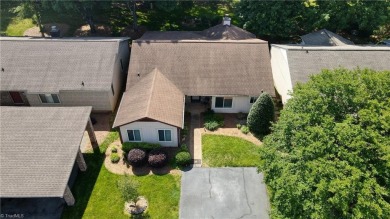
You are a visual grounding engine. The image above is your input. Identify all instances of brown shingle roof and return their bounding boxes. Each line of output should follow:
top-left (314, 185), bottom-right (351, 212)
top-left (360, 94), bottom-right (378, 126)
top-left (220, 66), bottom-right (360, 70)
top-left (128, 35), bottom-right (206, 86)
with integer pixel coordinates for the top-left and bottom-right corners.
top-left (127, 28), bottom-right (274, 96)
top-left (113, 69), bottom-right (184, 128)
top-left (301, 29), bottom-right (354, 46)
top-left (200, 24), bottom-right (257, 40)
top-left (0, 37), bottom-right (128, 93)
top-left (0, 106), bottom-right (91, 198)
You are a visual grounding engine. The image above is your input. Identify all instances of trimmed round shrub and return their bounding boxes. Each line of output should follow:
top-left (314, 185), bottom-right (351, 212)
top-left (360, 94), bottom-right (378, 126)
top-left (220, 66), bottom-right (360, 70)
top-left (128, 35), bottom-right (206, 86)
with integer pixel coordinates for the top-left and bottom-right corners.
top-left (111, 147), bottom-right (118, 153)
top-left (236, 123), bottom-right (242, 129)
top-left (148, 148), bottom-right (168, 168)
top-left (111, 153), bottom-right (120, 163)
top-left (127, 148), bottom-right (147, 167)
top-left (175, 151), bottom-right (192, 167)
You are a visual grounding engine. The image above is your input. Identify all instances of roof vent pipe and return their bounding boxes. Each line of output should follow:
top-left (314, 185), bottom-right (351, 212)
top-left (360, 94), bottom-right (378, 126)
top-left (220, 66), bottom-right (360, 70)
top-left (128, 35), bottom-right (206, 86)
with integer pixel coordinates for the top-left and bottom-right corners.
top-left (223, 14), bottom-right (231, 26)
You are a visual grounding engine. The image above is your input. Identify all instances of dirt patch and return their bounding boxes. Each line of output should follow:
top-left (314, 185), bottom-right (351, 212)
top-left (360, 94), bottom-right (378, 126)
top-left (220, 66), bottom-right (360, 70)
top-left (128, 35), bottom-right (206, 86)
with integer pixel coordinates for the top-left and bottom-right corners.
top-left (23, 23), bottom-right (69, 37)
top-left (81, 113), bottom-right (111, 153)
top-left (74, 24), bottom-right (112, 37)
top-left (104, 142), bottom-right (181, 176)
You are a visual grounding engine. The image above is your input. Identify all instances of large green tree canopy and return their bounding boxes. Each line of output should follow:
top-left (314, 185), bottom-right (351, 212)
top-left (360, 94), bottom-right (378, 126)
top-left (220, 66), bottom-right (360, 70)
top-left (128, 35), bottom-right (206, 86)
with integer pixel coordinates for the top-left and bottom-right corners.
top-left (260, 68), bottom-right (390, 219)
top-left (237, 0), bottom-right (390, 41)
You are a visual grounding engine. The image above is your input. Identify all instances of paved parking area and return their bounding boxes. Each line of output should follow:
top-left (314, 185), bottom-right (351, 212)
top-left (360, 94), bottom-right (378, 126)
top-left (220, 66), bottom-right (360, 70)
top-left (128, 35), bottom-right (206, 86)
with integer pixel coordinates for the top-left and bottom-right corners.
top-left (180, 168), bottom-right (270, 219)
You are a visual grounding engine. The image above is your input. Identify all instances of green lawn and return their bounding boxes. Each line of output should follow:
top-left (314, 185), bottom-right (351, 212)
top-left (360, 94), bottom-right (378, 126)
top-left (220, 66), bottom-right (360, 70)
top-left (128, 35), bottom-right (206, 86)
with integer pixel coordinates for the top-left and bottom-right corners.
top-left (5, 18), bottom-right (35, 36)
top-left (202, 134), bottom-right (261, 167)
top-left (62, 132), bottom-right (181, 219)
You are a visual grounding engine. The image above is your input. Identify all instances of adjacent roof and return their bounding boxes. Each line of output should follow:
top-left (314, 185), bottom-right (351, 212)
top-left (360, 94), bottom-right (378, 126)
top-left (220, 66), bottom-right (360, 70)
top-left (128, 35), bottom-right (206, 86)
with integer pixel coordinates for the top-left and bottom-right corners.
top-left (113, 69), bottom-right (184, 128)
top-left (272, 44), bottom-right (390, 85)
top-left (0, 106), bottom-right (91, 198)
top-left (127, 25), bottom-right (274, 96)
top-left (301, 29), bottom-right (354, 46)
top-left (0, 37), bottom-right (129, 93)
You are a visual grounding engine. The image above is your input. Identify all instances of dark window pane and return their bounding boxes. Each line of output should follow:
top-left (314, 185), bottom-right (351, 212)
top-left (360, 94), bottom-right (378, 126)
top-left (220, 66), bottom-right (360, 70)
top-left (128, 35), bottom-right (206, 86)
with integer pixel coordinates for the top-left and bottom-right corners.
top-left (52, 94), bottom-right (60, 103)
top-left (128, 130), bottom-right (135, 141)
top-left (215, 97), bottom-right (224, 108)
top-left (250, 97), bottom-right (257, 103)
top-left (134, 130), bottom-right (141, 141)
top-left (224, 98), bottom-right (233, 108)
top-left (39, 94), bottom-right (47, 103)
top-left (165, 130), bottom-right (171, 141)
top-left (158, 130), bottom-right (165, 141)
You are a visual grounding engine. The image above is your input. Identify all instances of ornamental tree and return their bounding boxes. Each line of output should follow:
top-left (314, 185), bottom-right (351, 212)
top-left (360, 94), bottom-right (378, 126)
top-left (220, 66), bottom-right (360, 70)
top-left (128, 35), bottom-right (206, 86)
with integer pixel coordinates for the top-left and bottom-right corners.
top-left (247, 92), bottom-right (275, 136)
top-left (260, 68), bottom-right (390, 219)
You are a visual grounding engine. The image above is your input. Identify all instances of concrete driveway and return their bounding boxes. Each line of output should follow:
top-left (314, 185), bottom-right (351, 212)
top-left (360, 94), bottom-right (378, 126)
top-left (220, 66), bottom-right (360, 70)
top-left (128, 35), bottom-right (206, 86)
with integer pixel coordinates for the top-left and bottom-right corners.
top-left (180, 167), bottom-right (270, 219)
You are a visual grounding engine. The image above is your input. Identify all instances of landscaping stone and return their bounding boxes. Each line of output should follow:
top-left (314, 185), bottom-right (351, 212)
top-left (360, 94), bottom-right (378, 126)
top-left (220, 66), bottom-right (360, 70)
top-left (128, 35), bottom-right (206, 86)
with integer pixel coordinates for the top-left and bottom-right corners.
top-left (124, 196), bottom-right (148, 215)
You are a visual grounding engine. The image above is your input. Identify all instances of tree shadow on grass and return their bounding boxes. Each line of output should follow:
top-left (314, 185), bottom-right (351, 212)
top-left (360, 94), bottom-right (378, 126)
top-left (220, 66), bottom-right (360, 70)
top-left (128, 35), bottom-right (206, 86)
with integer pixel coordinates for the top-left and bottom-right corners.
top-left (61, 147), bottom-right (104, 219)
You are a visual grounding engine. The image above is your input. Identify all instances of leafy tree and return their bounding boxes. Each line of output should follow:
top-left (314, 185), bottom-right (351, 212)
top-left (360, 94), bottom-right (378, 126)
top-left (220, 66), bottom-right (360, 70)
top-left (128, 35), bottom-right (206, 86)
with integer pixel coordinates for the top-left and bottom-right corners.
top-left (247, 92), bottom-right (275, 136)
top-left (237, 0), bottom-right (390, 42)
top-left (260, 68), bottom-right (390, 219)
top-left (13, 0), bottom-right (46, 37)
top-left (117, 175), bottom-right (139, 202)
top-left (49, 0), bottom-right (111, 33)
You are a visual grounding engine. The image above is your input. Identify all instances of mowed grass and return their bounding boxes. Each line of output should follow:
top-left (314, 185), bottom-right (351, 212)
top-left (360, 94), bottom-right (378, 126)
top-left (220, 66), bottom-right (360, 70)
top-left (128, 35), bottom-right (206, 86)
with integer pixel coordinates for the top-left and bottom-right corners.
top-left (202, 134), bottom-right (261, 167)
top-left (62, 132), bottom-right (181, 219)
top-left (5, 18), bottom-right (35, 36)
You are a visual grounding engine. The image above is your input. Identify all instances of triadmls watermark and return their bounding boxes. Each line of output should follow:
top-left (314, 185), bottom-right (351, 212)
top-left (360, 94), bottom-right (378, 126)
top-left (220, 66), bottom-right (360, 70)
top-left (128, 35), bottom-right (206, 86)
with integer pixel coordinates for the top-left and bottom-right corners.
top-left (0, 214), bottom-right (24, 218)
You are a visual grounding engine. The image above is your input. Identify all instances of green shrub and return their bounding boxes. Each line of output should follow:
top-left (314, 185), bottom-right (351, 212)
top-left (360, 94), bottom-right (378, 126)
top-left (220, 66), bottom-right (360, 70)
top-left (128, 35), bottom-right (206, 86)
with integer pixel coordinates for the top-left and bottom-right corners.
top-left (122, 142), bottom-right (160, 153)
top-left (204, 121), bottom-right (220, 131)
top-left (111, 147), bottom-right (118, 153)
top-left (180, 144), bottom-right (189, 152)
top-left (127, 148), bottom-right (147, 167)
top-left (240, 125), bottom-right (250, 134)
top-left (117, 175), bottom-right (139, 202)
top-left (175, 151), bottom-right (192, 167)
top-left (236, 123), bottom-right (242, 129)
top-left (203, 111), bottom-right (224, 131)
top-left (110, 153), bottom-right (120, 163)
top-left (247, 92), bottom-right (275, 135)
top-left (148, 148), bottom-right (168, 168)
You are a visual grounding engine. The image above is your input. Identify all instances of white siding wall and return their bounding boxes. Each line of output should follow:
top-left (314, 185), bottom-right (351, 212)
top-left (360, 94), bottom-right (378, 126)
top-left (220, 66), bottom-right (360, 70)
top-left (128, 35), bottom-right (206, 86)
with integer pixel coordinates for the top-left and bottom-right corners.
top-left (211, 96), bottom-right (254, 113)
top-left (119, 121), bottom-right (178, 147)
top-left (270, 46), bottom-right (293, 104)
top-left (109, 40), bottom-right (130, 111)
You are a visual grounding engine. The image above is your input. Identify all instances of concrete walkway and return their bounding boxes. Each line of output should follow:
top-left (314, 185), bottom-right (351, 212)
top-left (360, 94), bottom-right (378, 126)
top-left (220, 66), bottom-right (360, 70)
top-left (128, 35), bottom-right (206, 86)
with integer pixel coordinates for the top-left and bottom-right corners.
top-left (180, 168), bottom-right (270, 219)
top-left (189, 113), bottom-right (202, 167)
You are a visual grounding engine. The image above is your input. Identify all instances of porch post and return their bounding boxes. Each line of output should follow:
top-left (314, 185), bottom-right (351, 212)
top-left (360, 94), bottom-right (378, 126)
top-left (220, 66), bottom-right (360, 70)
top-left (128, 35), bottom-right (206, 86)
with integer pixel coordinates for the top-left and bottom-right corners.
top-left (64, 185), bottom-right (75, 206)
top-left (86, 118), bottom-right (98, 149)
top-left (76, 149), bottom-right (87, 171)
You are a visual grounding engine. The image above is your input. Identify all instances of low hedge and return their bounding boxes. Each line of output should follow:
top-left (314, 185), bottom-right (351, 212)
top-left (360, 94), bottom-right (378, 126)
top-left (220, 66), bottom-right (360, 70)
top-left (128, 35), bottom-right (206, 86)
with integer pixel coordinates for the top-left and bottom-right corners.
top-left (122, 142), bottom-right (160, 153)
top-left (203, 110), bottom-right (224, 131)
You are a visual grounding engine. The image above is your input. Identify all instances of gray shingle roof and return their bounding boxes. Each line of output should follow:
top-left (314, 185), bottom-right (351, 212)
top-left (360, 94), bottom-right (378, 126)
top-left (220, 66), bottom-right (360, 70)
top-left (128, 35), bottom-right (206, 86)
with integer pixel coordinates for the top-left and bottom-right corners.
top-left (272, 44), bottom-right (390, 86)
top-left (300, 29), bottom-right (354, 46)
top-left (127, 26), bottom-right (274, 96)
top-left (113, 69), bottom-right (184, 128)
top-left (0, 106), bottom-right (91, 198)
top-left (0, 37), bottom-right (128, 93)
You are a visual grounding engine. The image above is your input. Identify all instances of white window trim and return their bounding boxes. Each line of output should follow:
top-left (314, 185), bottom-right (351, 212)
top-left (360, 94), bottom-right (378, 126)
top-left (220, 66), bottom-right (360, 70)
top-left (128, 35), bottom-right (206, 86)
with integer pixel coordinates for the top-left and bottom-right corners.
top-left (157, 129), bottom-right (173, 142)
top-left (38, 94), bottom-right (61, 104)
top-left (127, 129), bottom-right (142, 142)
top-left (214, 97), bottom-right (233, 108)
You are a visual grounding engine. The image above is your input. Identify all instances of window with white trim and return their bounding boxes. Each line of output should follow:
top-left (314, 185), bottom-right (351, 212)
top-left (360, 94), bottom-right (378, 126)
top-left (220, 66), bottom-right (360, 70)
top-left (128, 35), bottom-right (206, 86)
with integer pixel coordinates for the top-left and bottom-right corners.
top-left (215, 97), bottom-right (233, 108)
top-left (39, 94), bottom-right (60, 104)
top-left (250, 97), bottom-right (257, 103)
top-left (127, 130), bottom-right (141, 141)
top-left (158, 130), bottom-right (171, 141)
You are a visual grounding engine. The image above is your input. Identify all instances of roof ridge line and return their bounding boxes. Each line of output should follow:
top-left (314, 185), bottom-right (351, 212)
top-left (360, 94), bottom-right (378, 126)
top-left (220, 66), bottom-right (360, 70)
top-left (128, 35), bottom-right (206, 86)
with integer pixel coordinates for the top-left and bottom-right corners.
top-left (145, 69), bottom-right (158, 118)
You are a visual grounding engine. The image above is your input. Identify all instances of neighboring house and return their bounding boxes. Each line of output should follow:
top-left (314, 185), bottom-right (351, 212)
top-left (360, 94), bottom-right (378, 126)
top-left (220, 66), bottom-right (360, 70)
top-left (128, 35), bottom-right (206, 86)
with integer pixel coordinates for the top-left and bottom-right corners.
top-left (270, 44), bottom-right (390, 103)
top-left (113, 16), bottom-right (274, 146)
top-left (0, 107), bottom-right (95, 212)
top-left (300, 29), bottom-right (354, 46)
top-left (0, 37), bottom-right (130, 112)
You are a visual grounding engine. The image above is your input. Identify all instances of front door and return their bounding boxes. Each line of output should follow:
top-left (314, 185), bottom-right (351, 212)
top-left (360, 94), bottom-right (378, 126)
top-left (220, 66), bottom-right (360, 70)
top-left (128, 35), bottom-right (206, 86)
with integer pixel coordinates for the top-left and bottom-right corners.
top-left (9, 92), bottom-right (24, 104)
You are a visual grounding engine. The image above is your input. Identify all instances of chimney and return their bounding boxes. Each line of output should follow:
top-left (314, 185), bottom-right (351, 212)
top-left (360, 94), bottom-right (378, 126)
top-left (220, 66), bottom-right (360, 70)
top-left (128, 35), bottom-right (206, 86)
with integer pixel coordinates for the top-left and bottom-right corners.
top-left (223, 14), bottom-right (231, 26)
